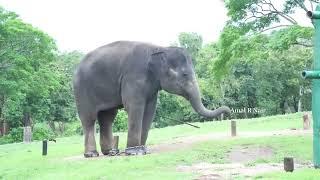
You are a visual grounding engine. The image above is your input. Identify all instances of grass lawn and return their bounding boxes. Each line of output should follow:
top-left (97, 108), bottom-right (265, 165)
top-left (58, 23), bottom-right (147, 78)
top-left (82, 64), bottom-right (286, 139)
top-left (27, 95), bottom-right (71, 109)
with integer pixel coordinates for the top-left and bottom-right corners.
top-left (257, 169), bottom-right (320, 180)
top-left (0, 112), bottom-right (319, 179)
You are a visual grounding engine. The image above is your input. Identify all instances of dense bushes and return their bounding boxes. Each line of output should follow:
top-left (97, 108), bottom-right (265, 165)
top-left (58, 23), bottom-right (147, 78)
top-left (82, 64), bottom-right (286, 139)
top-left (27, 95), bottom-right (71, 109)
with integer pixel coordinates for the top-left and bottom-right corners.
top-left (0, 123), bottom-right (56, 145)
top-left (0, 127), bottom-right (23, 145)
top-left (113, 110), bottom-right (128, 132)
top-left (32, 123), bottom-right (56, 141)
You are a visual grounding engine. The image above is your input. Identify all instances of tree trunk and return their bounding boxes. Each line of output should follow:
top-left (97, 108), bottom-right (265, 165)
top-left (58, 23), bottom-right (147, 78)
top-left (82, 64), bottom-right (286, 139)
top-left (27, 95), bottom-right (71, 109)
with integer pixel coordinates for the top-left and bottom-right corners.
top-left (303, 113), bottom-right (310, 130)
top-left (284, 100), bottom-right (291, 114)
top-left (2, 121), bottom-right (9, 135)
top-left (0, 95), bottom-right (4, 136)
top-left (58, 122), bottom-right (65, 134)
top-left (48, 121), bottom-right (56, 132)
top-left (0, 107), bottom-right (3, 136)
top-left (23, 112), bottom-right (31, 127)
top-left (0, 95), bottom-right (9, 135)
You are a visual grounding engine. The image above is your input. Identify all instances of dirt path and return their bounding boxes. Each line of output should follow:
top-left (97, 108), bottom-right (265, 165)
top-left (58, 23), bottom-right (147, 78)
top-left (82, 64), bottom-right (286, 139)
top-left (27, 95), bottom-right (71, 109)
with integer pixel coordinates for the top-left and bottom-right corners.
top-left (149, 129), bottom-right (312, 154)
top-left (177, 162), bottom-right (311, 180)
top-left (64, 129), bottom-right (311, 161)
top-left (172, 129), bottom-right (312, 179)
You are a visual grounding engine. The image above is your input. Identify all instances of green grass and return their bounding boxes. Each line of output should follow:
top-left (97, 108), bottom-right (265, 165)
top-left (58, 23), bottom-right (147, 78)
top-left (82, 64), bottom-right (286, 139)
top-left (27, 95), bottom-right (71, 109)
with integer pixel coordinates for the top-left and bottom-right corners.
top-left (144, 112), bottom-right (307, 145)
top-left (0, 112), bottom-right (317, 179)
top-left (256, 169), bottom-right (320, 179)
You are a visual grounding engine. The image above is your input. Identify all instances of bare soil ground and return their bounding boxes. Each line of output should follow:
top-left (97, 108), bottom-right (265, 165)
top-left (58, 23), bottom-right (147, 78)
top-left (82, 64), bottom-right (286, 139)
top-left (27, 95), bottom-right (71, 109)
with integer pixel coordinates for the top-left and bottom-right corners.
top-left (177, 145), bottom-right (311, 179)
top-left (173, 129), bottom-right (312, 179)
top-left (65, 128), bottom-right (311, 160)
top-left (149, 128), bottom-right (311, 154)
top-left (177, 162), bottom-right (308, 180)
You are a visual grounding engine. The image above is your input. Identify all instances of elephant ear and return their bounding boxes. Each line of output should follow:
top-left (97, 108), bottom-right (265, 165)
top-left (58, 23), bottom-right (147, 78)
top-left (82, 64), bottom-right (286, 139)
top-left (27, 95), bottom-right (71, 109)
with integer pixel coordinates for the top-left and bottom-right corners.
top-left (148, 48), bottom-right (167, 75)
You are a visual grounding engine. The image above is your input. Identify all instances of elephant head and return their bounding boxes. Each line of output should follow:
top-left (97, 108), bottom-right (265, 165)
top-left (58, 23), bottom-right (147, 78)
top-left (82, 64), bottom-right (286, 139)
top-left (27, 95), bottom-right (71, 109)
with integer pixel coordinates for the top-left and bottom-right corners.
top-left (149, 47), bottom-right (231, 119)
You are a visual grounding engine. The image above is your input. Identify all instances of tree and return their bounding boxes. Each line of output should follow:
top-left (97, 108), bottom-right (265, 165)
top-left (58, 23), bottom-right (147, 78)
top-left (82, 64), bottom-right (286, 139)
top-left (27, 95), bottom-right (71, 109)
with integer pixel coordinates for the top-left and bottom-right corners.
top-left (178, 32), bottom-right (203, 64)
top-left (214, 0), bottom-right (316, 78)
top-left (225, 0), bottom-right (318, 32)
top-left (46, 51), bottom-right (83, 133)
top-left (218, 31), bottom-right (313, 115)
top-left (0, 6), bottom-right (59, 132)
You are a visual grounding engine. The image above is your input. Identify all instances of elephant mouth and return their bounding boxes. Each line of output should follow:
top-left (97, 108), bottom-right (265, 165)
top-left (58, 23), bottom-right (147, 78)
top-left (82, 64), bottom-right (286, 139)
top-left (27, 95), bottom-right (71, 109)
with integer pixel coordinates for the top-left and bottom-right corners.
top-left (182, 92), bottom-right (190, 100)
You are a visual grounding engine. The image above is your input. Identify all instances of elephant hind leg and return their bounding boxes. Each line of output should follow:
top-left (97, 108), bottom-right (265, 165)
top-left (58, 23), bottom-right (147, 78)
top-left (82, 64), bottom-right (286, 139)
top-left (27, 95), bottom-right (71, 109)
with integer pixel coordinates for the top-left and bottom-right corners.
top-left (80, 113), bottom-right (99, 158)
top-left (98, 108), bottom-right (117, 155)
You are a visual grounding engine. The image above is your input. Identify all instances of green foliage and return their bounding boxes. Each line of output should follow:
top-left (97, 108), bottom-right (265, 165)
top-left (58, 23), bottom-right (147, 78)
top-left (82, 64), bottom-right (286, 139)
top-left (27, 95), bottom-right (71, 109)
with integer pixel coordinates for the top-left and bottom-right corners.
top-left (46, 51), bottom-right (83, 125)
top-left (8, 127), bottom-right (23, 142)
top-left (0, 6), bottom-right (59, 129)
top-left (0, 134), bottom-right (14, 145)
top-left (214, 0), bottom-right (316, 77)
top-left (214, 25), bottom-right (248, 79)
top-left (178, 32), bottom-right (203, 64)
top-left (113, 110), bottom-right (128, 132)
top-left (0, 5), bottom-right (82, 140)
top-left (225, 0), bottom-right (318, 30)
top-left (32, 123), bottom-right (55, 141)
top-left (63, 121), bottom-right (82, 136)
top-left (154, 92), bottom-right (198, 128)
top-left (269, 25), bottom-right (314, 50)
top-left (0, 127), bottom-right (24, 144)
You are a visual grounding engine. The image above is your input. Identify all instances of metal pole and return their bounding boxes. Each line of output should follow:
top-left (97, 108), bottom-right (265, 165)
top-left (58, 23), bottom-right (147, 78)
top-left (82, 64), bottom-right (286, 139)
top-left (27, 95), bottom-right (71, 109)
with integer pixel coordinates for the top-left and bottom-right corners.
top-left (42, 140), bottom-right (47, 156)
top-left (304, 5), bottom-right (320, 168)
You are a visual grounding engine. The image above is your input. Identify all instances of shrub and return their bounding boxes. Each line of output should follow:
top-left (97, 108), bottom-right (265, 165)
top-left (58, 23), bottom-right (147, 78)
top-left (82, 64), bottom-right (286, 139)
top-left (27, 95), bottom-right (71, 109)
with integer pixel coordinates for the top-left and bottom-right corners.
top-left (32, 123), bottom-right (56, 140)
top-left (63, 121), bottom-right (83, 136)
top-left (113, 110), bottom-right (127, 132)
top-left (0, 135), bottom-right (14, 145)
top-left (8, 127), bottom-right (24, 142)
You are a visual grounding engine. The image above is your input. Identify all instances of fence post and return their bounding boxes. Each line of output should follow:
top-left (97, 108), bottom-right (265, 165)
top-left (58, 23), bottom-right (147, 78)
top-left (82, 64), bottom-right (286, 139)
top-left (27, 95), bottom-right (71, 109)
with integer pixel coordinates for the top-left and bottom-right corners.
top-left (284, 157), bottom-right (294, 172)
top-left (231, 120), bottom-right (236, 137)
top-left (42, 140), bottom-right (47, 156)
top-left (303, 113), bottom-right (311, 130)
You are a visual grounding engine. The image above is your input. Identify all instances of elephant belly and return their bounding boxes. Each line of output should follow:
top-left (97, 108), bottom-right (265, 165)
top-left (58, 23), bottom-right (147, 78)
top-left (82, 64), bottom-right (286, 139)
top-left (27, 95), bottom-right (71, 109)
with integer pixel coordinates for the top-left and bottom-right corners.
top-left (89, 81), bottom-right (123, 113)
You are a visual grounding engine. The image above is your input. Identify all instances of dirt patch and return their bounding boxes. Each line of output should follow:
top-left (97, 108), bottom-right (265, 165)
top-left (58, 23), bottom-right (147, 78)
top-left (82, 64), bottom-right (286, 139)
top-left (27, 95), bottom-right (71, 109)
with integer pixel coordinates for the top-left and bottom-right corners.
top-left (228, 146), bottom-right (273, 163)
top-left (177, 162), bottom-right (307, 179)
top-left (148, 129), bottom-right (311, 154)
top-left (64, 129), bottom-right (312, 161)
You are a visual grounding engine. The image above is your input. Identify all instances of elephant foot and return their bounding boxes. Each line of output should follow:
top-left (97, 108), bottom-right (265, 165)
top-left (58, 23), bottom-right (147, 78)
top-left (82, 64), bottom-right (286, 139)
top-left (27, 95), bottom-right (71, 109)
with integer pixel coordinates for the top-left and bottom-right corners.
top-left (102, 149), bottom-right (119, 156)
top-left (125, 146), bottom-right (147, 156)
top-left (84, 150), bottom-right (99, 158)
top-left (101, 149), bottom-right (112, 155)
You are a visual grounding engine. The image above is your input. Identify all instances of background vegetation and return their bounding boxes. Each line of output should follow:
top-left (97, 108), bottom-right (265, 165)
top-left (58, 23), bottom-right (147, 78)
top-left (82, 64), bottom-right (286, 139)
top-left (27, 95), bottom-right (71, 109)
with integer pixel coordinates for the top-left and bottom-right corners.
top-left (0, 0), bottom-right (317, 143)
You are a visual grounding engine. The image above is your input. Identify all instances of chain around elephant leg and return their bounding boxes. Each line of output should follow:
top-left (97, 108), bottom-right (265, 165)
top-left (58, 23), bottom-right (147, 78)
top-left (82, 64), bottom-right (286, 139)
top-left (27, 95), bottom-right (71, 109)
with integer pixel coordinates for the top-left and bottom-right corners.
top-left (125, 145), bottom-right (147, 155)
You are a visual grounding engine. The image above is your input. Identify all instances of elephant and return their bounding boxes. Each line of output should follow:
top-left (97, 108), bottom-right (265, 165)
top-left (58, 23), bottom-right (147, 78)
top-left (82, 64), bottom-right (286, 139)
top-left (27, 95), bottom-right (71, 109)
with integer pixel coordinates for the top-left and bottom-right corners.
top-left (73, 41), bottom-right (230, 157)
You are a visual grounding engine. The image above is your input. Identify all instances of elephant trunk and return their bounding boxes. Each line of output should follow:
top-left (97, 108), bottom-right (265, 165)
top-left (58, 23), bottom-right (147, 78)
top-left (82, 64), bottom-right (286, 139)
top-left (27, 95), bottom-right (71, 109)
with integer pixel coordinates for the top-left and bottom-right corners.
top-left (186, 81), bottom-right (231, 119)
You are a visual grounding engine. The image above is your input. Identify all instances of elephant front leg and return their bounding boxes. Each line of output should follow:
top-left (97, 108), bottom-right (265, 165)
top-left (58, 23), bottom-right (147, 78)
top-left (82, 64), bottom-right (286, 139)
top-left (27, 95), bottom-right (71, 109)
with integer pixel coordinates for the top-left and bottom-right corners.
top-left (141, 96), bottom-right (157, 146)
top-left (125, 100), bottom-right (146, 155)
top-left (126, 101), bottom-right (145, 147)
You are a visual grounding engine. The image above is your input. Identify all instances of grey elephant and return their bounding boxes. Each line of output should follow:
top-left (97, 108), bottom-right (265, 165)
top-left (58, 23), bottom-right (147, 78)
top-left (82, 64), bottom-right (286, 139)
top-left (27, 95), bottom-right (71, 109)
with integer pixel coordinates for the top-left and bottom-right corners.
top-left (73, 41), bottom-right (230, 157)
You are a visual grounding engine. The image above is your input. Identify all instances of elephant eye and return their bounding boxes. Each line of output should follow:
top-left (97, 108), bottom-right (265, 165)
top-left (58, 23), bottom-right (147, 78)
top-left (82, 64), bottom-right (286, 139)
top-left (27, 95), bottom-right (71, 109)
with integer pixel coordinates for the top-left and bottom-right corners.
top-left (170, 59), bottom-right (179, 68)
